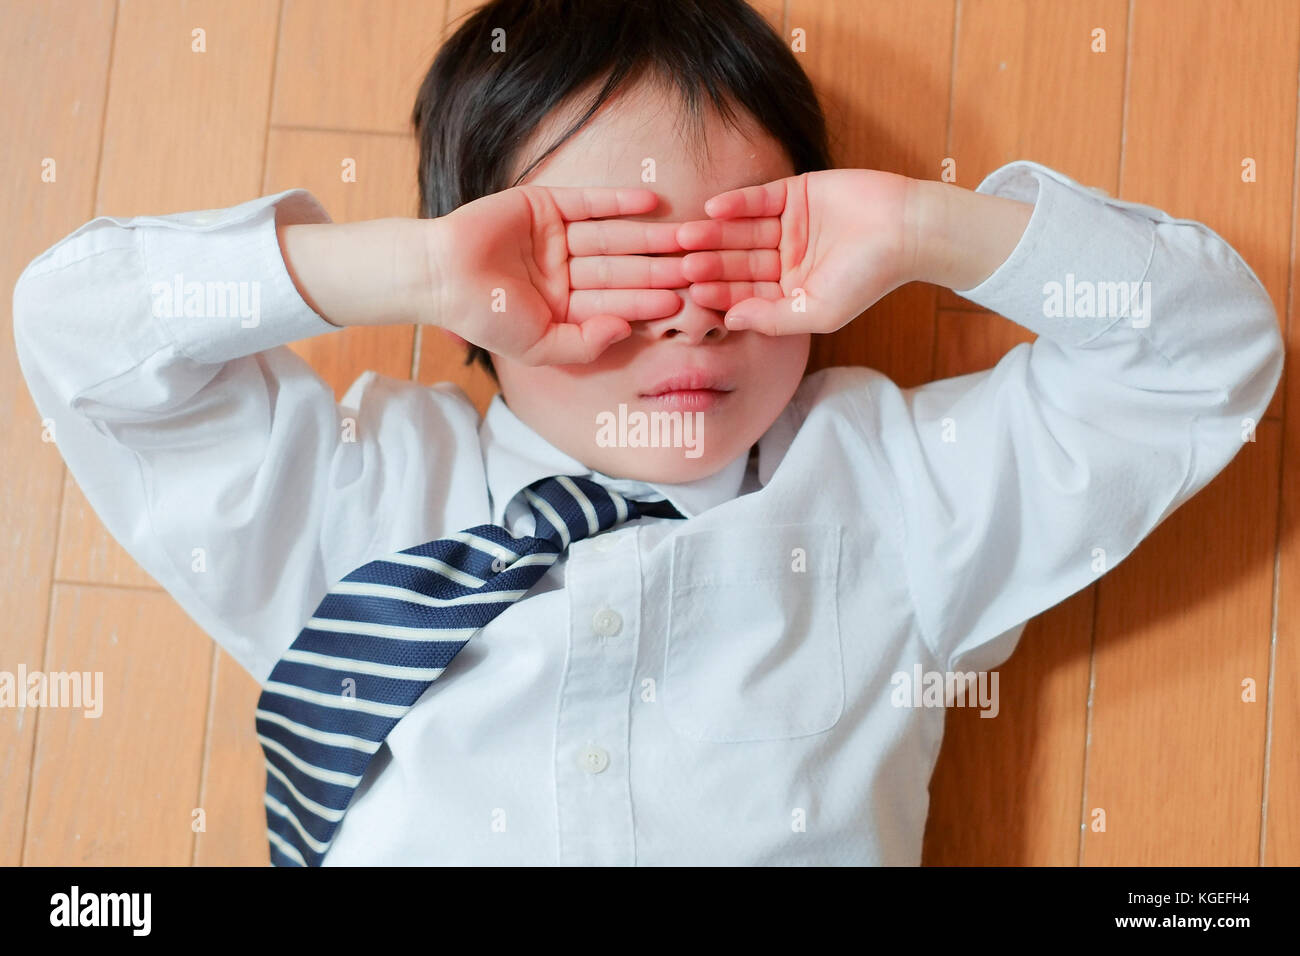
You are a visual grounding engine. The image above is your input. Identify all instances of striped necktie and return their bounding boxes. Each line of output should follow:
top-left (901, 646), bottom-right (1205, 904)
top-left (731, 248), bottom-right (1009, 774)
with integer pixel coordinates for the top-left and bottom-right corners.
top-left (256, 473), bottom-right (685, 866)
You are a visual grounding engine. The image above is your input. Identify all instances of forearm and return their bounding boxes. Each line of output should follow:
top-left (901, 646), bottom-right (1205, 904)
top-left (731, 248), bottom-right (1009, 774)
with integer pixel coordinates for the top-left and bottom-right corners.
top-left (909, 178), bottom-right (1034, 292)
top-left (277, 217), bottom-right (433, 328)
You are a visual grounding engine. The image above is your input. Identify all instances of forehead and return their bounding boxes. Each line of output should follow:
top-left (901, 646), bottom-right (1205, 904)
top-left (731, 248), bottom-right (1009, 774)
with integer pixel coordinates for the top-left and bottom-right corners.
top-left (512, 78), bottom-right (794, 220)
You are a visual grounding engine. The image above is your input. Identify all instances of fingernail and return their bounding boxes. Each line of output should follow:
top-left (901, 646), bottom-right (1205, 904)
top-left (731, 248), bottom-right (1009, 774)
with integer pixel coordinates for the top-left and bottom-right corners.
top-left (726, 313), bottom-right (751, 329)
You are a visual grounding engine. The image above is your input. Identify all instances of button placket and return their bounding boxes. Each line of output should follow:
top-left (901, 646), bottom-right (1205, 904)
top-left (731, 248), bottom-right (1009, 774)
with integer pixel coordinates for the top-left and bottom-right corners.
top-left (553, 525), bottom-right (642, 865)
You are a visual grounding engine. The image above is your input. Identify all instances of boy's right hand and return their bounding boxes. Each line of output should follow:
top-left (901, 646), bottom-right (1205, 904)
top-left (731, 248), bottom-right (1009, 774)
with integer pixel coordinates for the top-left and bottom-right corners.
top-left (423, 185), bottom-right (689, 366)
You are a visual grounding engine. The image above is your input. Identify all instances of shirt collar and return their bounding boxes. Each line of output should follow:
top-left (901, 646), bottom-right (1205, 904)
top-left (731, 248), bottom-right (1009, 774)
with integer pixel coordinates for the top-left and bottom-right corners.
top-left (479, 393), bottom-right (753, 524)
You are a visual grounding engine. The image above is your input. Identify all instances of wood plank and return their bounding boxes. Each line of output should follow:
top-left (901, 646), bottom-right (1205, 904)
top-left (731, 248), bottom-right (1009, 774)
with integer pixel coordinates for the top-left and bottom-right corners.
top-left (97, 0), bottom-right (280, 213)
top-left (932, 306), bottom-right (1037, 371)
top-left (0, 0), bottom-right (116, 867)
top-left (919, 0), bottom-right (1126, 863)
top-left (1083, 421), bottom-right (1281, 864)
top-left (1264, 52), bottom-right (1300, 862)
top-left (54, 476), bottom-right (159, 589)
top-left (1076, 0), bottom-right (1300, 864)
top-left (790, 0), bottom-right (955, 387)
top-left (939, 0), bottom-right (1127, 311)
top-left (23, 585), bottom-right (213, 864)
top-left (193, 649), bottom-right (267, 865)
top-left (1120, 0), bottom-right (1298, 420)
top-left (1268, 342), bottom-right (1299, 863)
top-left (273, 0), bottom-right (450, 134)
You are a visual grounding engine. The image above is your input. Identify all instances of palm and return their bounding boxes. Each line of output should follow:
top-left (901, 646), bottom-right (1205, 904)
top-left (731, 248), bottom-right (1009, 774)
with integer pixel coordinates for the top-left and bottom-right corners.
top-left (461, 189), bottom-right (571, 359)
top-left (781, 170), bottom-right (911, 330)
top-left (430, 184), bottom-right (686, 366)
top-left (679, 168), bottom-right (916, 335)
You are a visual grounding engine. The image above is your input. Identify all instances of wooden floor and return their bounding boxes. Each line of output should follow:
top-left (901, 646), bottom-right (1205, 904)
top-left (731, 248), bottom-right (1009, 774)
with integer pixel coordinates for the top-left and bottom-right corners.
top-left (1, 0), bottom-right (1296, 866)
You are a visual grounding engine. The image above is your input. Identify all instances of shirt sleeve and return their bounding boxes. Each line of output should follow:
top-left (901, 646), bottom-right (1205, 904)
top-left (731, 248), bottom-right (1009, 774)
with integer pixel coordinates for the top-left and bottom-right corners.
top-left (850, 160), bottom-right (1285, 673)
top-left (11, 190), bottom-right (482, 683)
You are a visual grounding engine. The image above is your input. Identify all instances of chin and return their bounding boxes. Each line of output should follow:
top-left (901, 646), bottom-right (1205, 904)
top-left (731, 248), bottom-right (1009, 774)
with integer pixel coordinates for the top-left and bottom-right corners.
top-left (591, 445), bottom-right (724, 484)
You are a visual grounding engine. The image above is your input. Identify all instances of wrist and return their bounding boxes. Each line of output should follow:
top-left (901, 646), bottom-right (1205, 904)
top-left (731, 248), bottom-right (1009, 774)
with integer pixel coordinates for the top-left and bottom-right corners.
top-left (417, 215), bottom-right (449, 330)
top-left (277, 218), bottom-right (428, 328)
top-left (910, 179), bottom-right (1033, 292)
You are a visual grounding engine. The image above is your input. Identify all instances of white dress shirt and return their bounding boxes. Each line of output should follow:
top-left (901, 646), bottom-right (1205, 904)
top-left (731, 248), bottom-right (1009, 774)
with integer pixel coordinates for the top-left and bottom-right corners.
top-left (12, 161), bottom-right (1284, 865)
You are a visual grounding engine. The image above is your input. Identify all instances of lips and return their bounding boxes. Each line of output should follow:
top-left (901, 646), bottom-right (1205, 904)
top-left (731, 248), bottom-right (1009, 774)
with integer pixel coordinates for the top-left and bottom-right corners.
top-left (638, 370), bottom-right (735, 413)
top-left (639, 370), bottom-right (734, 397)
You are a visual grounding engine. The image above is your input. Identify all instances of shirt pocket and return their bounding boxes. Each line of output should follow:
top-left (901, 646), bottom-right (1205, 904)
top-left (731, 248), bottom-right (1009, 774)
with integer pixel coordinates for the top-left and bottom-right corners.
top-left (663, 523), bottom-right (844, 742)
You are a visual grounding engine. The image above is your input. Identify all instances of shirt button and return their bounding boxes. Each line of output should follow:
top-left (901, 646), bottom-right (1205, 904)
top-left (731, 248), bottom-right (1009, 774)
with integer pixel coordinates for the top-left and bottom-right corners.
top-left (579, 746), bottom-right (609, 774)
top-left (592, 534), bottom-right (616, 552)
top-left (592, 607), bottom-right (622, 637)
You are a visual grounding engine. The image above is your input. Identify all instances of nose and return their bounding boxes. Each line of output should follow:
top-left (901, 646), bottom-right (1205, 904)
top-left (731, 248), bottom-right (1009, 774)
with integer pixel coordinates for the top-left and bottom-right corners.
top-left (639, 291), bottom-right (730, 345)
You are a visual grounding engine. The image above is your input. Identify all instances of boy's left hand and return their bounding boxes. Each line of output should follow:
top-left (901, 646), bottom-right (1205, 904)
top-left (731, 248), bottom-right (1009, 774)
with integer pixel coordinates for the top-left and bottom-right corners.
top-left (675, 169), bottom-right (1033, 335)
top-left (675, 168), bottom-right (919, 334)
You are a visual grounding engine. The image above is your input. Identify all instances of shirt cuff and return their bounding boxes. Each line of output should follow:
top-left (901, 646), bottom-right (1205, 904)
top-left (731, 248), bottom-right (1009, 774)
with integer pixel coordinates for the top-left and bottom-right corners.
top-left (142, 188), bottom-right (342, 365)
top-left (951, 161), bottom-right (1156, 347)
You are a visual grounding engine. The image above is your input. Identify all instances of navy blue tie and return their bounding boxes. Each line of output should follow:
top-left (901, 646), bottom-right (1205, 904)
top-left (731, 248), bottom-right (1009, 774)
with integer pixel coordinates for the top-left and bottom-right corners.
top-left (256, 474), bottom-right (684, 866)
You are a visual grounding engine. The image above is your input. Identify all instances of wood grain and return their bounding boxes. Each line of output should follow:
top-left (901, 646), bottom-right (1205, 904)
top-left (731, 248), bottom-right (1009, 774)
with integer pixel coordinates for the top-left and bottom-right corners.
top-left (792, 0), bottom-right (955, 388)
top-left (273, 0), bottom-right (450, 134)
top-left (938, 0), bottom-right (1128, 311)
top-left (1084, 422), bottom-right (1281, 864)
top-left (1119, 0), bottom-right (1297, 421)
top-left (0, 0), bottom-right (117, 868)
top-left (23, 586), bottom-right (213, 865)
top-left (1266, 168), bottom-right (1298, 863)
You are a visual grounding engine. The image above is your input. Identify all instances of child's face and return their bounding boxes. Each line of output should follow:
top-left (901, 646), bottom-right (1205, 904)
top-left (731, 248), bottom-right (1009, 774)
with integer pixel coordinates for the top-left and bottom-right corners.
top-left (493, 80), bottom-right (810, 483)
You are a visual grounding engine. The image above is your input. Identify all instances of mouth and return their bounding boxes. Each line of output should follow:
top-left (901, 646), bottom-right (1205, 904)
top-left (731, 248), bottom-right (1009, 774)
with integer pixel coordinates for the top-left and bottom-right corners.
top-left (638, 372), bottom-right (735, 412)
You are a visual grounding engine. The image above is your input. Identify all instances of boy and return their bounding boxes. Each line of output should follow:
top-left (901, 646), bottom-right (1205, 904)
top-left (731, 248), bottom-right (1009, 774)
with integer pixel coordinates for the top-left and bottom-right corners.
top-left (12, 0), bottom-right (1283, 865)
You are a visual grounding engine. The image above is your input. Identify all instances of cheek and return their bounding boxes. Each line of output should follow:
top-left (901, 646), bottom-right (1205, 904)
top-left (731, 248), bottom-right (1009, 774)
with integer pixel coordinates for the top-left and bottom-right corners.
top-left (495, 360), bottom-right (614, 429)
top-left (748, 334), bottom-right (811, 398)
top-left (497, 356), bottom-right (588, 396)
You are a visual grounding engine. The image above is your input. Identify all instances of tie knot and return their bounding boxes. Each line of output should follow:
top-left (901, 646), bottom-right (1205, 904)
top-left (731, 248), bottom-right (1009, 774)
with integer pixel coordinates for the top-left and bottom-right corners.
top-left (522, 474), bottom-right (683, 548)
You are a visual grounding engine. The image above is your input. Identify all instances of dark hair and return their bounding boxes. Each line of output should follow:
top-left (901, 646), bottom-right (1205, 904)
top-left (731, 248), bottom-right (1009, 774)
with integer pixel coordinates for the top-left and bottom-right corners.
top-left (411, 0), bottom-right (834, 381)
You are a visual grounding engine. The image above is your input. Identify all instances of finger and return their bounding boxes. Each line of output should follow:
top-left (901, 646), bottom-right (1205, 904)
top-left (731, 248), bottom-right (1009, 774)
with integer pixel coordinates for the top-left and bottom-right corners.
top-left (722, 296), bottom-right (828, 336)
top-left (568, 288), bottom-right (682, 321)
top-left (543, 186), bottom-right (660, 222)
top-left (675, 217), bottom-right (781, 251)
top-left (681, 249), bottom-right (781, 283)
top-left (701, 179), bottom-right (792, 219)
top-left (569, 254), bottom-right (687, 290)
top-left (567, 219), bottom-right (683, 256)
top-left (522, 315), bottom-right (631, 366)
top-left (687, 280), bottom-right (784, 312)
